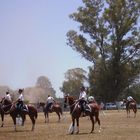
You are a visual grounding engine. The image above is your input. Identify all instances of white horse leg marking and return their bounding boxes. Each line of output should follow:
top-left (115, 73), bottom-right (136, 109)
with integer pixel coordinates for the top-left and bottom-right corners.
top-left (32, 124), bottom-right (35, 131)
top-left (14, 124), bottom-right (17, 131)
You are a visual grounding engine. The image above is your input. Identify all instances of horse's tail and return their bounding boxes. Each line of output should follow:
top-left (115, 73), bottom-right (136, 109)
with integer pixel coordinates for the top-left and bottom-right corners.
top-left (34, 109), bottom-right (38, 119)
top-left (34, 108), bottom-right (38, 119)
top-left (134, 104), bottom-right (137, 114)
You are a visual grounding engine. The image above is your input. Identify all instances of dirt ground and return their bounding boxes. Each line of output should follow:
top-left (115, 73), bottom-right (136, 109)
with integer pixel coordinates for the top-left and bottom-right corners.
top-left (0, 110), bottom-right (140, 140)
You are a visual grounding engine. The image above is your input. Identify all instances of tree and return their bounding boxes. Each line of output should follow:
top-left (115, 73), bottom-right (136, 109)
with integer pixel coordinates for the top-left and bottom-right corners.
top-left (67, 0), bottom-right (140, 102)
top-left (60, 68), bottom-right (88, 98)
top-left (36, 76), bottom-right (56, 98)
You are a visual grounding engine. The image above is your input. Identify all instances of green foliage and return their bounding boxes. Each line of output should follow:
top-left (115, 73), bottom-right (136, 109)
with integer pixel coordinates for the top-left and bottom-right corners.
top-left (67, 0), bottom-right (140, 102)
top-left (60, 68), bottom-right (88, 98)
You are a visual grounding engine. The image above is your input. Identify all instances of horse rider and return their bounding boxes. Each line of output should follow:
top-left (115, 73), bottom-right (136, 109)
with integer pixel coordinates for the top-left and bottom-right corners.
top-left (46, 94), bottom-right (55, 111)
top-left (78, 86), bottom-right (89, 116)
top-left (15, 89), bottom-right (28, 112)
top-left (1, 91), bottom-right (12, 109)
top-left (126, 95), bottom-right (136, 107)
top-left (5, 91), bottom-right (12, 102)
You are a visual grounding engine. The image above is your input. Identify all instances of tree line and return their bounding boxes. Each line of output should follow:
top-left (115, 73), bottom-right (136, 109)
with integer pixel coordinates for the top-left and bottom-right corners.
top-left (60, 0), bottom-right (140, 103)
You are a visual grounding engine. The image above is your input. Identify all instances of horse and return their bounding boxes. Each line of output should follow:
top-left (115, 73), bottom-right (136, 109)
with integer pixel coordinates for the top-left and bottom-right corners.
top-left (1, 98), bottom-right (38, 131)
top-left (64, 95), bottom-right (101, 134)
top-left (0, 98), bottom-right (13, 127)
top-left (0, 98), bottom-right (28, 127)
top-left (37, 102), bottom-right (63, 123)
top-left (123, 99), bottom-right (137, 118)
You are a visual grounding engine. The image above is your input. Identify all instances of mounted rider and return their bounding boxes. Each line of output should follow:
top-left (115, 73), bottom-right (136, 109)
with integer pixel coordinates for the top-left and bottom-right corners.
top-left (5, 91), bottom-right (12, 102)
top-left (46, 95), bottom-right (55, 112)
top-left (15, 89), bottom-right (28, 112)
top-left (78, 86), bottom-right (89, 116)
top-left (126, 95), bottom-right (136, 108)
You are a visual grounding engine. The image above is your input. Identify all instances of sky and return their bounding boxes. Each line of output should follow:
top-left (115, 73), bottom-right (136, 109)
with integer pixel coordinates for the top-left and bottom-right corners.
top-left (0, 0), bottom-right (92, 98)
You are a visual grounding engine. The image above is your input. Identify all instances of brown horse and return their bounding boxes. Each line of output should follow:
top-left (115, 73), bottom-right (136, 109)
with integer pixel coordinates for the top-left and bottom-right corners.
top-left (1, 98), bottom-right (38, 131)
top-left (64, 95), bottom-right (101, 134)
top-left (0, 98), bottom-right (13, 127)
top-left (123, 99), bottom-right (137, 118)
top-left (0, 98), bottom-right (27, 127)
top-left (37, 102), bottom-right (63, 123)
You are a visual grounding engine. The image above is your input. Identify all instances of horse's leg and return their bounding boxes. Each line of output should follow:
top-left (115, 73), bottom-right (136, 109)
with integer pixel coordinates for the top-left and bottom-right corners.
top-left (90, 115), bottom-right (94, 133)
top-left (60, 108), bottom-right (63, 119)
top-left (133, 107), bottom-right (137, 118)
top-left (44, 112), bottom-right (47, 123)
top-left (75, 118), bottom-right (79, 134)
top-left (11, 115), bottom-right (17, 131)
top-left (70, 118), bottom-right (75, 134)
top-left (95, 113), bottom-right (101, 132)
top-left (1, 113), bottom-right (4, 127)
top-left (126, 109), bottom-right (129, 118)
top-left (28, 114), bottom-right (35, 131)
top-left (44, 111), bottom-right (49, 123)
top-left (21, 114), bottom-right (26, 126)
top-left (134, 109), bottom-right (136, 118)
top-left (56, 112), bottom-right (60, 122)
top-left (128, 109), bottom-right (130, 118)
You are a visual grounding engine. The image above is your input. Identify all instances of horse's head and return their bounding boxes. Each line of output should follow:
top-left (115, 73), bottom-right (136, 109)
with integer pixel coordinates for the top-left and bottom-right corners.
top-left (64, 95), bottom-right (75, 108)
top-left (123, 99), bottom-right (127, 104)
top-left (37, 102), bottom-right (45, 109)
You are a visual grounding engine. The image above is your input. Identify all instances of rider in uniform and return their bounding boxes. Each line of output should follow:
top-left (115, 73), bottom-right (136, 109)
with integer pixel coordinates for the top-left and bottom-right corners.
top-left (46, 95), bottom-right (55, 112)
top-left (126, 95), bottom-right (136, 108)
top-left (5, 91), bottom-right (12, 102)
top-left (78, 86), bottom-right (88, 116)
top-left (16, 89), bottom-right (28, 112)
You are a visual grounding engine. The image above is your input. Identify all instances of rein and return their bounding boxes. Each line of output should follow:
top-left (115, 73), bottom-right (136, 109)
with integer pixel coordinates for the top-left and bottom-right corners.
top-left (65, 97), bottom-right (80, 115)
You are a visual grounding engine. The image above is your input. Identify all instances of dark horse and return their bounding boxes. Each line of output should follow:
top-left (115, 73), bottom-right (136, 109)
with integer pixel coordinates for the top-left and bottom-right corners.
top-left (37, 102), bottom-right (63, 123)
top-left (0, 98), bottom-right (26, 127)
top-left (123, 99), bottom-right (137, 118)
top-left (64, 95), bottom-right (101, 134)
top-left (0, 98), bottom-right (27, 127)
top-left (0, 98), bottom-right (13, 127)
top-left (0, 98), bottom-right (38, 131)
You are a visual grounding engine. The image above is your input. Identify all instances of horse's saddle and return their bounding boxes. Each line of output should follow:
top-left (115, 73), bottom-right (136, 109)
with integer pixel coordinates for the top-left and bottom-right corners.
top-left (16, 104), bottom-right (28, 112)
top-left (85, 104), bottom-right (91, 112)
top-left (48, 104), bottom-right (53, 112)
top-left (77, 102), bottom-right (91, 112)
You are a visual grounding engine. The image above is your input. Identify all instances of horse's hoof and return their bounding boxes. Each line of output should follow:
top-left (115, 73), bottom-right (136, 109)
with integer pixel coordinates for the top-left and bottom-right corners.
top-left (70, 132), bottom-right (74, 135)
top-left (75, 131), bottom-right (79, 134)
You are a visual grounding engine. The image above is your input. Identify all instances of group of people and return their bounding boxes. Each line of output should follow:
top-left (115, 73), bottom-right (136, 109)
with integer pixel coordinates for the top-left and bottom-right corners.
top-left (75, 86), bottom-right (137, 117)
top-left (3, 86), bottom-right (137, 115)
top-left (3, 89), bottom-right (28, 112)
top-left (3, 89), bottom-right (56, 113)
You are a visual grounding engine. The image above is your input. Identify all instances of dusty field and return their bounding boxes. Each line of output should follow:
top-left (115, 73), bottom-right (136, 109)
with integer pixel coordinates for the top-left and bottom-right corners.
top-left (0, 110), bottom-right (140, 140)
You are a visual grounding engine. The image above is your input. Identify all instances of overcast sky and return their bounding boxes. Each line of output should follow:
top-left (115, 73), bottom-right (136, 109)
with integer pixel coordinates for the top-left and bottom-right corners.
top-left (0, 0), bottom-right (92, 98)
